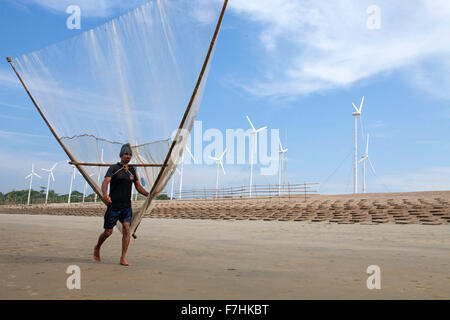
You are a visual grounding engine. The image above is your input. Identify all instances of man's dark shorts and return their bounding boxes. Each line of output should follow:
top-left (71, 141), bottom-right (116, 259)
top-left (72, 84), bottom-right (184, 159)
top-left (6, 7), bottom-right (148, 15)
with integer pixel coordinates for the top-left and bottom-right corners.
top-left (104, 207), bottom-right (132, 230)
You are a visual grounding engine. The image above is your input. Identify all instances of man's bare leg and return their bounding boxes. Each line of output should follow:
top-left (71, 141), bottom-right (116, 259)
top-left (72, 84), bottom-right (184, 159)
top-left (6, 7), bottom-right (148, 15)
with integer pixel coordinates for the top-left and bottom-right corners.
top-left (94, 229), bottom-right (113, 261)
top-left (120, 222), bottom-right (131, 266)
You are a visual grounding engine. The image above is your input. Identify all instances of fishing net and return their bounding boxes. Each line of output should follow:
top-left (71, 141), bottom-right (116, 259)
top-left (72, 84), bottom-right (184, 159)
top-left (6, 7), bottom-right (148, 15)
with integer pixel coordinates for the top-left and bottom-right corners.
top-left (10, 0), bottom-right (227, 235)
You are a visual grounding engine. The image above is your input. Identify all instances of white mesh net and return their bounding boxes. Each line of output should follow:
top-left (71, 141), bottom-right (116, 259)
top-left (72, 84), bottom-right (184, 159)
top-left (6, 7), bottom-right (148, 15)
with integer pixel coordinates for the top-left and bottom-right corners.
top-left (11, 0), bottom-right (227, 236)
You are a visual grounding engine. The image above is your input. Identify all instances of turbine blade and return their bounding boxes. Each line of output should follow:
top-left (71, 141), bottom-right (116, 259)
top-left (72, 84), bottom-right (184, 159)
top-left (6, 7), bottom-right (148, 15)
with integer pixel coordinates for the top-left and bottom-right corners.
top-left (25, 174), bottom-right (32, 179)
top-left (352, 102), bottom-right (359, 113)
top-left (368, 157), bottom-right (376, 175)
top-left (51, 163), bottom-right (58, 170)
top-left (34, 173), bottom-right (41, 178)
top-left (220, 161), bottom-right (226, 175)
top-left (360, 96), bottom-right (365, 112)
top-left (366, 134), bottom-right (370, 155)
top-left (220, 148), bottom-right (227, 159)
top-left (256, 126), bottom-right (267, 133)
top-left (185, 147), bottom-right (195, 161)
top-left (246, 115), bottom-right (255, 131)
top-left (51, 172), bottom-right (55, 182)
top-left (359, 115), bottom-right (366, 145)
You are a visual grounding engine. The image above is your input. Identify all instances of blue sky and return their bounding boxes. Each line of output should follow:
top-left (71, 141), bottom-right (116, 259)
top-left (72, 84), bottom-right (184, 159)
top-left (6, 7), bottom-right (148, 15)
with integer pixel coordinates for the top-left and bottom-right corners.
top-left (0, 0), bottom-right (449, 195)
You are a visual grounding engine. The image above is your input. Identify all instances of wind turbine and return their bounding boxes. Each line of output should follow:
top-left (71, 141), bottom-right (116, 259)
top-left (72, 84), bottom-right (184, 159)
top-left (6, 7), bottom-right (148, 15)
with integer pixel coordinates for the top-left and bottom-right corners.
top-left (359, 134), bottom-right (376, 193)
top-left (178, 146), bottom-right (195, 200)
top-left (352, 96), bottom-right (365, 194)
top-left (94, 148), bottom-right (104, 202)
top-left (82, 173), bottom-right (95, 203)
top-left (278, 140), bottom-right (288, 196)
top-left (170, 169), bottom-right (179, 200)
top-left (25, 163), bottom-right (41, 205)
top-left (209, 148), bottom-right (227, 199)
top-left (246, 115), bottom-right (267, 197)
top-left (169, 146), bottom-right (195, 200)
top-left (67, 162), bottom-right (77, 204)
top-left (41, 162), bottom-right (58, 204)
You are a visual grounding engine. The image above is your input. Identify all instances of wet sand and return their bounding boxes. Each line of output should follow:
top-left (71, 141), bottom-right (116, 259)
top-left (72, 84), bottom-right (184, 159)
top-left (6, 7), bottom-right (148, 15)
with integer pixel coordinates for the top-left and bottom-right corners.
top-left (1, 214), bottom-right (449, 299)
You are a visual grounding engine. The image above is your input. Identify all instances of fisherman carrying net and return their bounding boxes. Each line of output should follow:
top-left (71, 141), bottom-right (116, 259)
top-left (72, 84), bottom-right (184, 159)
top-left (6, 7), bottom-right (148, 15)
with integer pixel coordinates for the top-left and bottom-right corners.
top-left (94, 143), bottom-right (149, 266)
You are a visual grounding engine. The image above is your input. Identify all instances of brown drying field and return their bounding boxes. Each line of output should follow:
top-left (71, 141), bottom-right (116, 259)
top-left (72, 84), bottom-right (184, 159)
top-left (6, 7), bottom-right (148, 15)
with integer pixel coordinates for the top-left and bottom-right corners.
top-left (1, 190), bottom-right (449, 225)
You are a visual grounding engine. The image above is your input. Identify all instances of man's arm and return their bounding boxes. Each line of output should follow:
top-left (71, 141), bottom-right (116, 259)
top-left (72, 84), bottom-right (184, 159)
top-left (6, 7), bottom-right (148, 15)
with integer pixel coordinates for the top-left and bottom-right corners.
top-left (102, 177), bottom-right (112, 203)
top-left (134, 180), bottom-right (149, 197)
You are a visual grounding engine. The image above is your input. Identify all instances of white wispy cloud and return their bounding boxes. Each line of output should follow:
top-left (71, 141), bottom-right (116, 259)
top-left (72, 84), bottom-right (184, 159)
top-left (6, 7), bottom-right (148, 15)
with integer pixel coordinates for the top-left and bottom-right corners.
top-left (406, 58), bottom-right (450, 100)
top-left (0, 68), bottom-right (20, 88)
top-left (10, 0), bottom-right (450, 100)
top-left (227, 0), bottom-right (450, 99)
top-left (0, 130), bottom-right (50, 139)
top-left (0, 101), bottom-right (30, 111)
top-left (191, 0), bottom-right (223, 24)
top-left (0, 114), bottom-right (28, 121)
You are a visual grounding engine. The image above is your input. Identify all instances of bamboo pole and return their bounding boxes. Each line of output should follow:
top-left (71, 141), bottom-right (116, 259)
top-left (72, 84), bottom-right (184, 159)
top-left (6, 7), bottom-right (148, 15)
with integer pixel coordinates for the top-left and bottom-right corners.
top-left (68, 161), bottom-right (166, 167)
top-left (6, 57), bottom-right (106, 206)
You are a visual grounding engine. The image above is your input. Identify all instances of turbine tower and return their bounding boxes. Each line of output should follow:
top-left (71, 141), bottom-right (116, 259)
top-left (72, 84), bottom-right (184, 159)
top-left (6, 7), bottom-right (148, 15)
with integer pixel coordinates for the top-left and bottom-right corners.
top-left (210, 148), bottom-right (227, 199)
top-left (278, 140), bottom-right (288, 196)
top-left (170, 169), bottom-right (180, 200)
top-left (359, 134), bottom-right (376, 193)
top-left (246, 115), bottom-right (267, 197)
top-left (68, 162), bottom-right (77, 204)
top-left (352, 96), bottom-right (364, 194)
top-left (82, 173), bottom-right (95, 203)
top-left (41, 162), bottom-right (58, 204)
top-left (178, 146), bottom-right (195, 200)
top-left (25, 163), bottom-right (41, 205)
top-left (169, 146), bottom-right (195, 200)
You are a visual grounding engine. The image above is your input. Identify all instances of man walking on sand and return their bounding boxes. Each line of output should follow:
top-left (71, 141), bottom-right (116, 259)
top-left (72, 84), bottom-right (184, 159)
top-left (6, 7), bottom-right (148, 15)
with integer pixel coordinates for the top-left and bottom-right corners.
top-left (94, 143), bottom-right (149, 266)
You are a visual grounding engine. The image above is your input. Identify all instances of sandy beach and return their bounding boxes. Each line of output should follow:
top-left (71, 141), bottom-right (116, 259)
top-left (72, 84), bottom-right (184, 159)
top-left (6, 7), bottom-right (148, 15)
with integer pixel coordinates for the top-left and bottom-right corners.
top-left (1, 213), bottom-right (449, 299)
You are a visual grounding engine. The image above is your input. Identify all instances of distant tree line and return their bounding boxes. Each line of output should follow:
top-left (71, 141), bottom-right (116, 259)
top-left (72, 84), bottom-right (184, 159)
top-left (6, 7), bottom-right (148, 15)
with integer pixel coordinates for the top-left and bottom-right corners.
top-left (0, 189), bottom-right (168, 205)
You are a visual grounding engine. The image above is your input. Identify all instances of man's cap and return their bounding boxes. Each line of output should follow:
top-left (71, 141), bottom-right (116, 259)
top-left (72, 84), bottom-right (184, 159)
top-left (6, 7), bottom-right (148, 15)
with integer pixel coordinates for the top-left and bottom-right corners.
top-left (120, 143), bottom-right (133, 157)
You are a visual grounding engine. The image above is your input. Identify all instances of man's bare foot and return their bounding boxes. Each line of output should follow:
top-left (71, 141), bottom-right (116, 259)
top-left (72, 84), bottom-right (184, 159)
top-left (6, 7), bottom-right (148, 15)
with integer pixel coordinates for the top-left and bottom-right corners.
top-left (93, 246), bottom-right (101, 262)
top-left (120, 258), bottom-right (131, 266)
